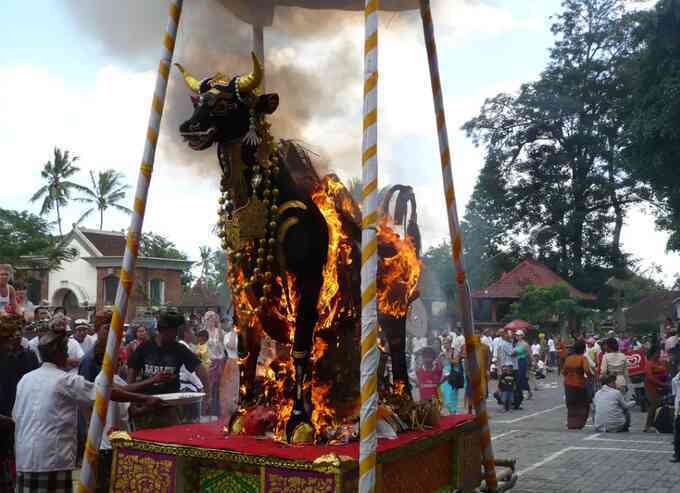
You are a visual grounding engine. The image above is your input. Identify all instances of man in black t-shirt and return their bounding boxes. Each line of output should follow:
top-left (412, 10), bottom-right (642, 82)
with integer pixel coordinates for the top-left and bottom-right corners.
top-left (128, 311), bottom-right (210, 401)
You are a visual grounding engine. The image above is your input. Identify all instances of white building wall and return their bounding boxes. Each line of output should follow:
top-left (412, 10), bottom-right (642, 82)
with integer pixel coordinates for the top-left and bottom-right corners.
top-left (48, 238), bottom-right (98, 306)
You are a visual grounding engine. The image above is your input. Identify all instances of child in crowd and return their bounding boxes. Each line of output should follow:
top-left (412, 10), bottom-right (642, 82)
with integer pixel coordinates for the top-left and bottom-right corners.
top-left (534, 354), bottom-right (546, 380)
top-left (498, 365), bottom-right (517, 412)
top-left (196, 330), bottom-right (211, 369)
top-left (416, 347), bottom-right (442, 402)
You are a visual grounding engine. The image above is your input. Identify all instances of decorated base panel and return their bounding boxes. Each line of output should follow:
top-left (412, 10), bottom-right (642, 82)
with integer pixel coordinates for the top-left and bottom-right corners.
top-left (110, 415), bottom-right (481, 493)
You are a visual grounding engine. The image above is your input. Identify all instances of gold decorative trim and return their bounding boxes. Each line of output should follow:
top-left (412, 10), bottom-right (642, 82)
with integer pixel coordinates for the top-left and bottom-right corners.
top-left (277, 200), bottom-right (308, 217)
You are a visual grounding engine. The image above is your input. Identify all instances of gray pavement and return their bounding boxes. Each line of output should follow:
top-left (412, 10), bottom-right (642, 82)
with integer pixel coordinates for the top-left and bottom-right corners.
top-left (482, 372), bottom-right (680, 493)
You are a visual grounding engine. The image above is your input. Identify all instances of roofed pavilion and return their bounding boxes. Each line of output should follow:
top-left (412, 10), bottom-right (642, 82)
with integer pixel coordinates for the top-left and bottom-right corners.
top-left (471, 258), bottom-right (596, 325)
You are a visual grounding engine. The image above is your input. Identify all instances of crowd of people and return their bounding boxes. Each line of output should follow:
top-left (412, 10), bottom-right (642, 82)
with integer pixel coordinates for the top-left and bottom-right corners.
top-left (548, 322), bottom-right (680, 469)
top-left (0, 261), bottom-right (241, 493)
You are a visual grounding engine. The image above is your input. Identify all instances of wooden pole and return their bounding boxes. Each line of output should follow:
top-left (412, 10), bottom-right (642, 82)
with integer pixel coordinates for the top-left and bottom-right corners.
top-left (359, 1), bottom-right (380, 492)
top-left (417, 0), bottom-right (498, 490)
top-left (77, 1), bottom-right (184, 491)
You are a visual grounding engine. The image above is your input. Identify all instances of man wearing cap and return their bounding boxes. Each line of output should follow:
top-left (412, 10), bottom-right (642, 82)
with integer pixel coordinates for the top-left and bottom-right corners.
top-left (0, 315), bottom-right (40, 492)
top-left (12, 321), bottom-right (162, 492)
top-left (128, 310), bottom-right (210, 417)
top-left (72, 319), bottom-right (96, 355)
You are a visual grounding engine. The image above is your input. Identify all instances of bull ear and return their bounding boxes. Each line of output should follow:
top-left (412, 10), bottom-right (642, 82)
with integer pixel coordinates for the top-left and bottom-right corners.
top-left (256, 94), bottom-right (279, 114)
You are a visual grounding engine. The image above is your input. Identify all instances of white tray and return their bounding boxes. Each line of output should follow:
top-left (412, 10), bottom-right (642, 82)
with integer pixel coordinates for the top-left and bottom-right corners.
top-left (153, 392), bottom-right (205, 405)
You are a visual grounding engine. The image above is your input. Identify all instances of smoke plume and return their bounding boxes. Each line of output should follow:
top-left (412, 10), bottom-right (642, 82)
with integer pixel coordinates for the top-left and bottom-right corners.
top-left (62, 0), bottom-right (381, 178)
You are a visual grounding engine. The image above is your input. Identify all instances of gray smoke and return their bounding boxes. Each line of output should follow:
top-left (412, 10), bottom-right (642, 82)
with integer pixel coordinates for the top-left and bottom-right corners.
top-left (63, 0), bottom-right (377, 178)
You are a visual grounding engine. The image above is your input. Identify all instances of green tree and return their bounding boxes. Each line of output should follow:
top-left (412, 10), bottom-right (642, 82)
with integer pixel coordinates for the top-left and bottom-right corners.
top-left (463, 0), bottom-right (649, 296)
top-left (206, 249), bottom-right (232, 309)
top-left (511, 284), bottom-right (585, 326)
top-left (139, 232), bottom-right (194, 288)
top-left (620, 0), bottom-right (680, 250)
top-left (198, 246), bottom-right (213, 279)
top-left (30, 147), bottom-right (87, 237)
top-left (0, 208), bottom-right (76, 270)
top-left (75, 169), bottom-right (132, 229)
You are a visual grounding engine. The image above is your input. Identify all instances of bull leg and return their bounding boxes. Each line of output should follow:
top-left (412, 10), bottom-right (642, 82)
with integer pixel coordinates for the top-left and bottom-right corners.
top-left (381, 315), bottom-right (411, 395)
top-left (239, 325), bottom-right (261, 404)
top-left (278, 212), bottom-right (327, 441)
top-left (285, 273), bottom-right (322, 441)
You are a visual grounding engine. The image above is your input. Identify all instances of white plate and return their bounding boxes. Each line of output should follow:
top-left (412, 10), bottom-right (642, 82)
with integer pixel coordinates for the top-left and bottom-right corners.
top-left (153, 392), bottom-right (205, 405)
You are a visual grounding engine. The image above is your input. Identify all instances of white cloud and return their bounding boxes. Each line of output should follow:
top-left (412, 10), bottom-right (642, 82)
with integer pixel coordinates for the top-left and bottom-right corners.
top-left (0, 64), bottom-right (222, 260)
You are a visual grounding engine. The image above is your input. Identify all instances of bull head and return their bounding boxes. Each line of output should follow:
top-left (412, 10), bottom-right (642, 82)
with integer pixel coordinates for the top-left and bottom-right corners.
top-left (176, 53), bottom-right (279, 150)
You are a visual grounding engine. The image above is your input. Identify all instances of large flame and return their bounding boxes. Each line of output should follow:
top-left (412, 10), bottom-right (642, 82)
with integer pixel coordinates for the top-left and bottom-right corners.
top-left (377, 218), bottom-right (422, 318)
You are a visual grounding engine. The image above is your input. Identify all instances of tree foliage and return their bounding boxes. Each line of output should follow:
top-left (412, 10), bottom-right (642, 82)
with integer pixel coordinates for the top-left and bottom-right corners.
top-left (620, 0), bottom-right (680, 250)
top-left (30, 147), bottom-right (88, 238)
top-left (511, 284), bottom-right (585, 326)
top-left (463, 0), bottom-right (656, 302)
top-left (75, 169), bottom-right (132, 229)
top-left (0, 208), bottom-right (76, 270)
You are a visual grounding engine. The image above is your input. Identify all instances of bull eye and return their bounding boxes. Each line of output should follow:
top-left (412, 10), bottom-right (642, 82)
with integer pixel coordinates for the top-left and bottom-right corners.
top-left (213, 100), bottom-right (237, 115)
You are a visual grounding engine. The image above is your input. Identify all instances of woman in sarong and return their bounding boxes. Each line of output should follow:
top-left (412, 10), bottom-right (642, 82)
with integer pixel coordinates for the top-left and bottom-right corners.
top-left (203, 311), bottom-right (225, 416)
top-left (563, 340), bottom-right (593, 429)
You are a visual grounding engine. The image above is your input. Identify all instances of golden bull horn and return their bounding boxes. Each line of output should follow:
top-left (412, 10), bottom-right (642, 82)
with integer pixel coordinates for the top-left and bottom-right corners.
top-left (174, 63), bottom-right (201, 94)
top-left (237, 52), bottom-right (264, 95)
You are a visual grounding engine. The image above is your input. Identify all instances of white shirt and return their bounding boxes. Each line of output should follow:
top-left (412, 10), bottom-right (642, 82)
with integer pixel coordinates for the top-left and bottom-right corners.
top-left (481, 335), bottom-right (493, 349)
top-left (548, 339), bottom-right (556, 352)
top-left (101, 375), bottom-right (130, 450)
top-left (498, 339), bottom-right (517, 369)
top-left (453, 334), bottom-right (466, 353)
top-left (672, 372), bottom-right (680, 417)
top-left (178, 340), bottom-right (204, 392)
top-left (531, 343), bottom-right (541, 356)
top-left (79, 334), bottom-right (97, 355)
top-left (491, 337), bottom-right (503, 361)
top-left (593, 385), bottom-right (635, 432)
top-left (224, 330), bottom-right (238, 359)
top-left (13, 363), bottom-right (96, 472)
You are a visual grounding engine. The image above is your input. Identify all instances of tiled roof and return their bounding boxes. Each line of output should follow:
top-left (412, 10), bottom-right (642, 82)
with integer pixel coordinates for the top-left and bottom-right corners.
top-left (626, 291), bottom-right (680, 323)
top-left (81, 229), bottom-right (127, 256)
top-left (470, 258), bottom-right (596, 301)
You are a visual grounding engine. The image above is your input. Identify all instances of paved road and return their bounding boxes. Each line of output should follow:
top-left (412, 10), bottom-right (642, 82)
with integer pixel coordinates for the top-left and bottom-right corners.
top-left (484, 372), bottom-right (680, 493)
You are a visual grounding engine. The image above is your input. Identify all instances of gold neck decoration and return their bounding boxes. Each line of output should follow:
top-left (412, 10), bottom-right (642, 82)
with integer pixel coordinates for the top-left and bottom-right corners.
top-left (216, 118), bottom-right (286, 328)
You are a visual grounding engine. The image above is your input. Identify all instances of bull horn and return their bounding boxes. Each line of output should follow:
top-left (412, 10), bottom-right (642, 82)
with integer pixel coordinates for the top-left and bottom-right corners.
top-left (237, 52), bottom-right (264, 95)
top-left (174, 63), bottom-right (201, 94)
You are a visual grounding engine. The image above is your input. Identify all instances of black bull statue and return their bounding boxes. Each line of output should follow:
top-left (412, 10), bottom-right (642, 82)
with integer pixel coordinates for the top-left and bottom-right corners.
top-left (176, 54), bottom-right (418, 439)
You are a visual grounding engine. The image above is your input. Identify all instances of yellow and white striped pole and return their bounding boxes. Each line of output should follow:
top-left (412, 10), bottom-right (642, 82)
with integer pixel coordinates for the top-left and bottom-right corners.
top-left (78, 1), bottom-right (184, 491)
top-left (418, 0), bottom-right (498, 490)
top-left (360, 1), bottom-right (380, 492)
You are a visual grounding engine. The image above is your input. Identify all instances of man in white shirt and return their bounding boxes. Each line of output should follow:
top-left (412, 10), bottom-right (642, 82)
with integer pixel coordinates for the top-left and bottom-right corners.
top-left (547, 337), bottom-right (556, 368)
top-left (13, 326), bottom-right (161, 491)
top-left (671, 370), bottom-right (680, 463)
top-left (593, 374), bottom-right (635, 432)
top-left (73, 319), bottom-right (97, 355)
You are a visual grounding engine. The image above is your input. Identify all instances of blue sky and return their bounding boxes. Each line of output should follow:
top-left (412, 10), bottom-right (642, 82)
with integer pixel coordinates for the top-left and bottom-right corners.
top-left (2, 0), bottom-right (677, 284)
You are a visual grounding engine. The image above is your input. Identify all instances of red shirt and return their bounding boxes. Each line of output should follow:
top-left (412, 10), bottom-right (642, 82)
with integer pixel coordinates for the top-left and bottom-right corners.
top-left (644, 358), bottom-right (667, 400)
top-left (416, 363), bottom-right (442, 400)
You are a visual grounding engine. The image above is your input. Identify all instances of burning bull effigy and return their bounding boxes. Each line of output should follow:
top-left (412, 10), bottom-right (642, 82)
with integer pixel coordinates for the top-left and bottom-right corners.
top-left (175, 54), bottom-right (426, 444)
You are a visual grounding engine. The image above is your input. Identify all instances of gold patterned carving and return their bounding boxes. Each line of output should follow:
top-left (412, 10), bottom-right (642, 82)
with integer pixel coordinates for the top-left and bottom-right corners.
top-left (267, 472), bottom-right (335, 493)
top-left (112, 452), bottom-right (174, 493)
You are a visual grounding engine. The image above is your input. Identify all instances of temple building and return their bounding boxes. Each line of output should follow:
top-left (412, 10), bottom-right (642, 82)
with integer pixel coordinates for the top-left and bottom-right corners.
top-left (19, 226), bottom-right (193, 319)
top-left (470, 258), bottom-right (596, 330)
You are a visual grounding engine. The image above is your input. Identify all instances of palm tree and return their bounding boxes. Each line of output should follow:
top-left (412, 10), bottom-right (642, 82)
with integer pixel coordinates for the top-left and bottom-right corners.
top-left (30, 148), bottom-right (87, 237)
top-left (76, 169), bottom-right (132, 229)
top-left (198, 246), bottom-right (213, 279)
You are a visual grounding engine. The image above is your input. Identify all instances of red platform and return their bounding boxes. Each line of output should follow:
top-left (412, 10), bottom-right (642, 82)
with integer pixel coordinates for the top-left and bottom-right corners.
top-left (111, 414), bottom-right (482, 492)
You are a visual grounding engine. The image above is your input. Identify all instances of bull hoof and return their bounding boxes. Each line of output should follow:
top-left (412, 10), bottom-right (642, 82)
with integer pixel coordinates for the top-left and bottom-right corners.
top-left (286, 407), bottom-right (314, 444)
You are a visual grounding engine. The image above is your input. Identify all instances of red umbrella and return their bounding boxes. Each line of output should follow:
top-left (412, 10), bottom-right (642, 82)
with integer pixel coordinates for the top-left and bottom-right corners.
top-left (503, 319), bottom-right (534, 333)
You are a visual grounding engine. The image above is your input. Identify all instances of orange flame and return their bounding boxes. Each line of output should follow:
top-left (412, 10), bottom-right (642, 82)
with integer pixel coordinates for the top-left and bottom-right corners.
top-left (377, 218), bottom-right (422, 318)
